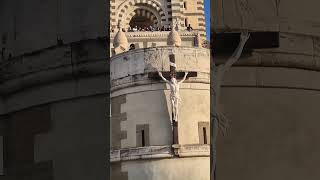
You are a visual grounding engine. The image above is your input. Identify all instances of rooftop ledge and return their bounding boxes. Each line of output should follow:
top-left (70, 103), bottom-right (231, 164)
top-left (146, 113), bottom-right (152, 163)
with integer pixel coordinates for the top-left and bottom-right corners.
top-left (110, 144), bottom-right (210, 163)
top-left (111, 46), bottom-right (209, 59)
top-left (110, 30), bottom-right (200, 39)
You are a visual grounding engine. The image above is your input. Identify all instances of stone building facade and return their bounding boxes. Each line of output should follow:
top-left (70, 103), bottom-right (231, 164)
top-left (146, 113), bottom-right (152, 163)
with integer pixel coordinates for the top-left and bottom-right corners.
top-left (109, 0), bottom-right (207, 56)
top-left (110, 0), bottom-right (206, 37)
top-left (110, 46), bottom-right (210, 180)
top-left (110, 1), bottom-right (210, 179)
top-left (213, 1), bottom-right (320, 180)
top-left (0, 0), bottom-right (108, 179)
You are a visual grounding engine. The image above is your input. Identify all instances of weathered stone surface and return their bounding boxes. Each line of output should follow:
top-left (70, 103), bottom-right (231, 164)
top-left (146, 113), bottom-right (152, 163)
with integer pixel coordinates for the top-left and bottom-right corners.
top-left (110, 1), bottom-right (210, 180)
top-left (110, 47), bottom-right (210, 82)
top-left (110, 146), bottom-right (173, 162)
top-left (176, 144), bottom-right (210, 157)
top-left (213, 0), bottom-right (320, 37)
top-left (213, 2), bottom-right (320, 179)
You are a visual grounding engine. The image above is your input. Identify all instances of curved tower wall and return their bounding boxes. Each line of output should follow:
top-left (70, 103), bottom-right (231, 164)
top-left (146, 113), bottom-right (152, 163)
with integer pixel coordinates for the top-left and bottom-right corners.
top-left (0, 39), bottom-right (108, 179)
top-left (110, 47), bottom-right (210, 180)
top-left (0, 0), bottom-right (108, 178)
top-left (213, 1), bottom-right (320, 179)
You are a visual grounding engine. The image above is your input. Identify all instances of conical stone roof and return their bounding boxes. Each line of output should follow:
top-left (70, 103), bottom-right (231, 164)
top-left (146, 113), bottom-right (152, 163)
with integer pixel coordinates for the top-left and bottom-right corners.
top-left (113, 29), bottom-right (128, 50)
top-left (167, 26), bottom-right (182, 47)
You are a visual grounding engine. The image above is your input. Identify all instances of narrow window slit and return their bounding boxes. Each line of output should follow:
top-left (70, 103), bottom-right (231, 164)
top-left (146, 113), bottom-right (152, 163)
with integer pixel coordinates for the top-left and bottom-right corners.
top-left (141, 130), bottom-right (145, 146)
top-left (203, 127), bottom-right (207, 144)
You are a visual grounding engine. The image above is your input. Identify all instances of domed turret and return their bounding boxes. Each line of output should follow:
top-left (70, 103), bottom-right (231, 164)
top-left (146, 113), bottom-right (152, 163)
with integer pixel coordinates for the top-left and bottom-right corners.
top-left (113, 29), bottom-right (128, 50)
top-left (167, 25), bottom-right (182, 47)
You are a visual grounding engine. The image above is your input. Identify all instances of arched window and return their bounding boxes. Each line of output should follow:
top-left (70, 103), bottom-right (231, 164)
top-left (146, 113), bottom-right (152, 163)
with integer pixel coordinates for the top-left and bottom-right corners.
top-left (130, 15), bottom-right (154, 28)
top-left (128, 8), bottom-right (159, 30)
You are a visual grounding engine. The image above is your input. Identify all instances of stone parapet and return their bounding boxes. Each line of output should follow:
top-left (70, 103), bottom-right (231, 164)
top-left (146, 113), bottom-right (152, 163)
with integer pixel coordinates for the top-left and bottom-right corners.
top-left (110, 31), bottom-right (199, 39)
top-left (110, 46), bottom-right (210, 90)
top-left (0, 40), bottom-right (108, 95)
top-left (176, 144), bottom-right (210, 157)
top-left (110, 144), bottom-right (210, 163)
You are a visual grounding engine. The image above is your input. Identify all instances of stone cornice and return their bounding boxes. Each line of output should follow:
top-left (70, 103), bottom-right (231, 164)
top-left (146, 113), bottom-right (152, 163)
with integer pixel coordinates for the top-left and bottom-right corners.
top-left (110, 146), bottom-right (173, 163)
top-left (110, 47), bottom-right (210, 83)
top-left (176, 144), bottom-right (210, 157)
top-left (110, 31), bottom-right (199, 39)
top-left (215, 51), bottom-right (320, 72)
top-left (110, 144), bottom-right (210, 163)
top-left (0, 40), bottom-right (108, 95)
top-left (110, 79), bottom-right (210, 96)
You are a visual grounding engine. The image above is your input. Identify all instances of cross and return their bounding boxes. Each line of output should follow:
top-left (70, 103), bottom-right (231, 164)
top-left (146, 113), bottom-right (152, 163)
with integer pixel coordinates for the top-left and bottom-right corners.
top-left (169, 54), bottom-right (176, 78)
top-left (169, 54), bottom-right (179, 145)
top-left (147, 55), bottom-right (198, 145)
top-left (157, 54), bottom-right (190, 145)
top-left (211, 31), bottom-right (251, 180)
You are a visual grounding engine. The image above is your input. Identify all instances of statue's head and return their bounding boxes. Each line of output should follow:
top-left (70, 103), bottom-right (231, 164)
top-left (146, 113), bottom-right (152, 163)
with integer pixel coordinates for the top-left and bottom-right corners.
top-left (171, 77), bottom-right (177, 84)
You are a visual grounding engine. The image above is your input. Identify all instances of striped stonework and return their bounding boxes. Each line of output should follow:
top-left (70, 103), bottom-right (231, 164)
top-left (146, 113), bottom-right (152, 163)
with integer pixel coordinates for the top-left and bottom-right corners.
top-left (196, 0), bottom-right (206, 37)
top-left (125, 8), bottom-right (160, 27)
top-left (110, 0), bottom-right (207, 53)
top-left (110, 0), bottom-right (206, 37)
top-left (110, 0), bottom-right (171, 29)
top-left (171, 0), bottom-right (206, 37)
top-left (111, 95), bottom-right (127, 150)
top-left (170, 0), bottom-right (184, 28)
top-left (110, 0), bottom-right (117, 28)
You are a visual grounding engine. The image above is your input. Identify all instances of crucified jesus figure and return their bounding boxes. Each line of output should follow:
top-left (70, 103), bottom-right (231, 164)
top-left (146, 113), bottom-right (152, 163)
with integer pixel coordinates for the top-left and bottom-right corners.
top-left (215, 31), bottom-right (250, 131)
top-left (158, 71), bottom-right (188, 122)
top-left (211, 31), bottom-right (250, 180)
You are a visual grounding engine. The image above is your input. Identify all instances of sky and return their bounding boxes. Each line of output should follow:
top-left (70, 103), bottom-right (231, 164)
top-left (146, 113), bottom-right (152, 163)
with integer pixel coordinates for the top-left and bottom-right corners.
top-left (204, 0), bottom-right (210, 41)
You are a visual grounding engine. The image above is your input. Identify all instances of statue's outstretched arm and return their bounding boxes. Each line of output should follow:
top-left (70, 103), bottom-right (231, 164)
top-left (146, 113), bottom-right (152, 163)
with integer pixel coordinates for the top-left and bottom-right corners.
top-left (216, 31), bottom-right (250, 111)
top-left (158, 71), bottom-right (170, 83)
top-left (178, 72), bottom-right (188, 85)
top-left (221, 31), bottom-right (250, 75)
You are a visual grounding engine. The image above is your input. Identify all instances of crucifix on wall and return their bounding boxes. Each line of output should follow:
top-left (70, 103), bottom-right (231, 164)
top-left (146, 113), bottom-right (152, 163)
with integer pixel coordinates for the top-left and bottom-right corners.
top-left (157, 54), bottom-right (188, 145)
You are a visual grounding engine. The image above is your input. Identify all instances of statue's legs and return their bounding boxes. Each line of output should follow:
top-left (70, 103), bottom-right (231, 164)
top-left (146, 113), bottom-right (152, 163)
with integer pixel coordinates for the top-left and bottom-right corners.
top-left (175, 99), bottom-right (179, 122)
top-left (171, 98), bottom-right (175, 121)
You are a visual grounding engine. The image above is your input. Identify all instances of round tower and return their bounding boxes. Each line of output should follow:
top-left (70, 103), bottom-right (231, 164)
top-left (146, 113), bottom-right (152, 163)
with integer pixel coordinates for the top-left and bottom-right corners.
top-left (110, 1), bottom-right (209, 179)
top-left (213, 1), bottom-right (320, 179)
top-left (110, 45), bottom-right (210, 179)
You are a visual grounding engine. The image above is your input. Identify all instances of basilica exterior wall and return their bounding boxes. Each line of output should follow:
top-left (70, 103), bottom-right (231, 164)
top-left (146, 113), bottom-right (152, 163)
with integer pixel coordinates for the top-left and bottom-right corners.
top-left (119, 157), bottom-right (209, 180)
top-left (110, 46), bottom-right (210, 179)
top-left (0, 38), bottom-right (109, 179)
top-left (213, 0), bottom-right (320, 179)
top-left (110, 0), bottom-right (206, 37)
top-left (0, 0), bottom-right (106, 58)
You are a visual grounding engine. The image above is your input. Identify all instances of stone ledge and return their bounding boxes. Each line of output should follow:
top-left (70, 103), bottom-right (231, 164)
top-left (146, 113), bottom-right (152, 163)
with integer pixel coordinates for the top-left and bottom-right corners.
top-left (111, 72), bottom-right (210, 88)
top-left (110, 46), bottom-right (210, 81)
top-left (176, 144), bottom-right (210, 157)
top-left (215, 51), bottom-right (320, 71)
top-left (0, 60), bottom-right (108, 95)
top-left (110, 31), bottom-right (199, 39)
top-left (110, 82), bottom-right (210, 98)
top-left (111, 78), bottom-right (210, 93)
top-left (218, 66), bottom-right (320, 91)
top-left (0, 39), bottom-right (108, 95)
top-left (110, 144), bottom-right (210, 163)
top-left (110, 146), bottom-right (173, 163)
